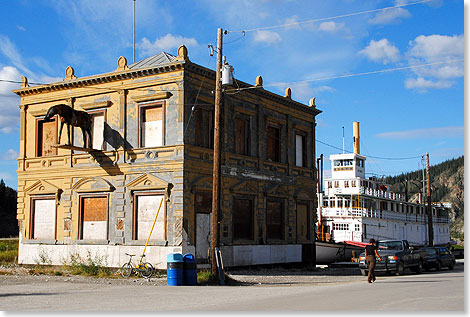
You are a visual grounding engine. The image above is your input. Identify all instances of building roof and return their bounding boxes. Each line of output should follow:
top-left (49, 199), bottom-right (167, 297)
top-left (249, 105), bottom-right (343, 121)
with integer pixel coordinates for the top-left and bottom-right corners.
top-left (129, 52), bottom-right (177, 69)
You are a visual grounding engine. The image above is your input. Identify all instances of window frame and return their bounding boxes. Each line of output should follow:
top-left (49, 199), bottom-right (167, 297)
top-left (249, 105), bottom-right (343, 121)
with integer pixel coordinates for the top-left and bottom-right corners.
top-left (132, 191), bottom-right (167, 241)
top-left (295, 132), bottom-right (307, 168)
top-left (266, 198), bottom-right (285, 241)
top-left (85, 109), bottom-right (107, 150)
top-left (138, 102), bottom-right (166, 148)
top-left (234, 114), bottom-right (251, 156)
top-left (232, 195), bottom-right (255, 242)
top-left (30, 196), bottom-right (57, 240)
top-left (266, 125), bottom-right (280, 162)
top-left (195, 106), bottom-right (214, 149)
top-left (78, 194), bottom-right (109, 240)
top-left (36, 117), bottom-right (58, 157)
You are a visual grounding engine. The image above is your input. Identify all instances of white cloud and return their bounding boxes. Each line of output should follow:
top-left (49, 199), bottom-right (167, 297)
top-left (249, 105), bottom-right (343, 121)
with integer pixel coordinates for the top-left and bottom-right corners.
top-left (0, 172), bottom-right (14, 182)
top-left (0, 35), bottom-right (34, 77)
top-left (311, 85), bottom-right (336, 94)
top-left (0, 66), bottom-right (21, 134)
top-left (284, 16), bottom-right (302, 30)
top-left (369, 7), bottom-right (411, 24)
top-left (376, 126), bottom-right (464, 139)
top-left (139, 34), bottom-right (198, 57)
top-left (359, 39), bottom-right (400, 64)
top-left (253, 30), bottom-right (282, 45)
top-left (405, 77), bottom-right (452, 90)
top-left (405, 34), bottom-right (464, 90)
top-left (17, 25), bottom-right (26, 32)
top-left (2, 149), bottom-right (18, 160)
top-left (319, 21), bottom-right (344, 33)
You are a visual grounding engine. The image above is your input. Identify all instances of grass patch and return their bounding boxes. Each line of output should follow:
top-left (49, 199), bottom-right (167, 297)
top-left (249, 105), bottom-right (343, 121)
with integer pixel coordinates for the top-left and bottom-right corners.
top-left (0, 239), bottom-right (18, 264)
top-left (197, 269), bottom-right (238, 285)
top-left (67, 251), bottom-right (112, 277)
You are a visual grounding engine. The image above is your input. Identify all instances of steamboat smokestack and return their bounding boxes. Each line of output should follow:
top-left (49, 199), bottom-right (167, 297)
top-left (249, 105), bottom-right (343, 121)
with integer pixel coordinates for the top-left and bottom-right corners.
top-left (353, 122), bottom-right (360, 154)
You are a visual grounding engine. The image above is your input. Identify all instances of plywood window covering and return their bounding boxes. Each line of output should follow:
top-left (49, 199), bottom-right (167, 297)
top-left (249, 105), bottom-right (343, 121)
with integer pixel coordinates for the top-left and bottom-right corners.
top-left (86, 111), bottom-right (106, 150)
top-left (31, 198), bottom-right (56, 239)
top-left (195, 108), bottom-right (214, 149)
top-left (133, 193), bottom-right (165, 241)
top-left (195, 192), bottom-right (212, 214)
top-left (234, 116), bottom-right (250, 156)
top-left (266, 200), bottom-right (284, 240)
top-left (233, 197), bottom-right (253, 241)
top-left (266, 125), bottom-right (280, 162)
top-left (140, 104), bottom-right (164, 148)
top-left (296, 203), bottom-right (309, 241)
top-left (80, 196), bottom-right (108, 240)
top-left (36, 118), bottom-right (57, 157)
top-left (295, 133), bottom-right (306, 167)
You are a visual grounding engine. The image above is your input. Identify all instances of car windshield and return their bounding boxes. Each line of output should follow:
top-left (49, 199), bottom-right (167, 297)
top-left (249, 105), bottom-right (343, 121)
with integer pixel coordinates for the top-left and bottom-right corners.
top-left (378, 241), bottom-right (403, 250)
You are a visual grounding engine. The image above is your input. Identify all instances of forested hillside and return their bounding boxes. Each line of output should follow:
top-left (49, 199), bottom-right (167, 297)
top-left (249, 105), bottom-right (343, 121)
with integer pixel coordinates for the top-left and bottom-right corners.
top-left (383, 156), bottom-right (464, 244)
top-left (0, 180), bottom-right (18, 238)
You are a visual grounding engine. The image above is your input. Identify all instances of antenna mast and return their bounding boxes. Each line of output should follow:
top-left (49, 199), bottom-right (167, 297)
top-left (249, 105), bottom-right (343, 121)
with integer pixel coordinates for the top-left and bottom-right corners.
top-left (342, 126), bottom-right (345, 154)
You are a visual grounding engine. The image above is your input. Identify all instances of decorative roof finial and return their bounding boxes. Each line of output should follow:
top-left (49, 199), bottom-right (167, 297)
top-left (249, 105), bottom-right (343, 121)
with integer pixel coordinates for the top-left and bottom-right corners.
top-left (115, 56), bottom-right (129, 71)
top-left (64, 66), bottom-right (77, 81)
top-left (309, 98), bottom-right (316, 108)
top-left (21, 76), bottom-right (29, 88)
top-left (255, 75), bottom-right (263, 87)
top-left (176, 45), bottom-right (189, 61)
top-left (285, 87), bottom-right (292, 99)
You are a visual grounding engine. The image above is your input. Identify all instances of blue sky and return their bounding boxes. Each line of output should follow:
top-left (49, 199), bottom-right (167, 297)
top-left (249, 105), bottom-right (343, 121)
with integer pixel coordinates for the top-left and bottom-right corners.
top-left (0, 0), bottom-right (464, 189)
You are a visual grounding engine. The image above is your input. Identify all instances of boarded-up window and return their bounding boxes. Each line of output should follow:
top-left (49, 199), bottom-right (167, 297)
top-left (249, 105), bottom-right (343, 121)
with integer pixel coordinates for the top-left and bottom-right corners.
top-left (266, 200), bottom-right (283, 240)
top-left (234, 117), bottom-right (250, 156)
top-left (37, 118), bottom-right (57, 157)
top-left (295, 134), bottom-right (306, 167)
top-left (80, 196), bottom-right (108, 240)
top-left (140, 105), bottom-right (164, 148)
top-left (297, 203), bottom-right (309, 241)
top-left (195, 108), bottom-right (214, 149)
top-left (266, 126), bottom-right (280, 162)
top-left (88, 112), bottom-right (105, 150)
top-left (134, 194), bottom-right (165, 241)
top-left (195, 192), bottom-right (212, 214)
top-left (31, 198), bottom-right (56, 239)
top-left (233, 197), bottom-right (253, 241)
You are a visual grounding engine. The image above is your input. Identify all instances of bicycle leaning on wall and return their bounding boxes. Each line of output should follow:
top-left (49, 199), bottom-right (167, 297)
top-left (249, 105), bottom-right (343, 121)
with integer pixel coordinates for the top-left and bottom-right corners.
top-left (120, 253), bottom-right (154, 278)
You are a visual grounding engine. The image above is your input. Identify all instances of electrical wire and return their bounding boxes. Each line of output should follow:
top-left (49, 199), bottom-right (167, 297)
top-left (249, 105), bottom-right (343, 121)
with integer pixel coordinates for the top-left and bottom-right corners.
top-left (224, 59), bottom-right (464, 93)
top-left (226, 0), bottom-right (434, 33)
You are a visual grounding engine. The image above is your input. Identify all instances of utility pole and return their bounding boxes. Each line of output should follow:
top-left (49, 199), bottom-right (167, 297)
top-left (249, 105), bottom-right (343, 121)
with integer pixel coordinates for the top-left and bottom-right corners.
top-left (426, 152), bottom-right (433, 246)
top-left (211, 28), bottom-right (223, 276)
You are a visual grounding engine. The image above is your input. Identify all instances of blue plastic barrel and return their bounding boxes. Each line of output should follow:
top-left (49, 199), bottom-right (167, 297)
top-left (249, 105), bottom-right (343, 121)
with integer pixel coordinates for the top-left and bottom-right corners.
top-left (183, 253), bottom-right (197, 286)
top-left (167, 253), bottom-right (184, 286)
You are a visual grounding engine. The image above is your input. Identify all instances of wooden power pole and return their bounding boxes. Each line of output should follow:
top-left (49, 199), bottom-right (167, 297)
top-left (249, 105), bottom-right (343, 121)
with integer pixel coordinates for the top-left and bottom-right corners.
top-left (211, 28), bottom-right (223, 276)
top-left (426, 152), bottom-right (433, 246)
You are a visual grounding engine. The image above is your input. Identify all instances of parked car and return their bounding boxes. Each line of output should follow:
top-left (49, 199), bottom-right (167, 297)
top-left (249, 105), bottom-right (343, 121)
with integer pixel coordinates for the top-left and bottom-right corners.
top-left (421, 247), bottom-right (456, 271)
top-left (359, 240), bottom-right (424, 276)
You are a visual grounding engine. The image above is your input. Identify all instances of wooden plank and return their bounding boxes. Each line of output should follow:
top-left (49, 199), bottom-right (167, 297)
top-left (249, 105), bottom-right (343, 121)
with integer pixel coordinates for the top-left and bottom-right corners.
top-left (52, 144), bottom-right (96, 152)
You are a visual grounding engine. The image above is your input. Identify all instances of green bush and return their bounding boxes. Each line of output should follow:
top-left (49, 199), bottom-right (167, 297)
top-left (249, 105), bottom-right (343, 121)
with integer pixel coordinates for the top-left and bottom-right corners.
top-left (68, 251), bottom-right (111, 277)
top-left (0, 239), bottom-right (18, 264)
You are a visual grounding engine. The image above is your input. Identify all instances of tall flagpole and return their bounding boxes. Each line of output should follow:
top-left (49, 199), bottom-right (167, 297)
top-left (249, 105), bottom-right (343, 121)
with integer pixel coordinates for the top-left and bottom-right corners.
top-left (133, 0), bottom-right (136, 63)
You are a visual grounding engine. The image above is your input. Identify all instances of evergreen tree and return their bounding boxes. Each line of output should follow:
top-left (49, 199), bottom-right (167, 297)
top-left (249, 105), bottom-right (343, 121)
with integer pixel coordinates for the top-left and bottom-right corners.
top-left (0, 179), bottom-right (18, 238)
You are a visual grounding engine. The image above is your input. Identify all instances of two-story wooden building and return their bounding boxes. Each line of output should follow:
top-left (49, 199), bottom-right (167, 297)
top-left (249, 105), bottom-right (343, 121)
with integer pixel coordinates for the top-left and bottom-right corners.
top-left (13, 45), bottom-right (321, 268)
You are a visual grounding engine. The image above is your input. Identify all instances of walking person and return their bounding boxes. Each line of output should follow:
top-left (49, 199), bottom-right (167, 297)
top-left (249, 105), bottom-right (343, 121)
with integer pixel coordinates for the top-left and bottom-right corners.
top-left (365, 238), bottom-right (382, 283)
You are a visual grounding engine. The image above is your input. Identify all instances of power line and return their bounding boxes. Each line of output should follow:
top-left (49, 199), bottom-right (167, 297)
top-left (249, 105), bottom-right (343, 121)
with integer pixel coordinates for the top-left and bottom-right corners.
top-left (227, 0), bottom-right (434, 33)
top-left (225, 59), bottom-right (463, 93)
top-left (315, 138), bottom-right (423, 160)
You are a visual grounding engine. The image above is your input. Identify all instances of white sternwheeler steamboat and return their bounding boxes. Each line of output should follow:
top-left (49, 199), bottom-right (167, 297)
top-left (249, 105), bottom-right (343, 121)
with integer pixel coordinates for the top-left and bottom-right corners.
top-left (316, 122), bottom-right (451, 263)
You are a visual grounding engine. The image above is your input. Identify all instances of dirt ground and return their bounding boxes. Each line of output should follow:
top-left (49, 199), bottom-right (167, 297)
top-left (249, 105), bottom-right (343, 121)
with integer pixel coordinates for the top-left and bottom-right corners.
top-left (0, 264), bottom-right (365, 287)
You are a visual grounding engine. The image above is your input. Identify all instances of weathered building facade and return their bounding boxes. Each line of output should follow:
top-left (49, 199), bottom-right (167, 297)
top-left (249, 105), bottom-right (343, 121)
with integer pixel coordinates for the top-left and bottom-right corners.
top-left (14, 46), bottom-right (321, 268)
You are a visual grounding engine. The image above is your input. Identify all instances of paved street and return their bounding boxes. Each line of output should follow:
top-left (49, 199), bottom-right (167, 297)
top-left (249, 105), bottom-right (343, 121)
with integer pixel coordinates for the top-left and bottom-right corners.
top-left (0, 264), bottom-right (464, 312)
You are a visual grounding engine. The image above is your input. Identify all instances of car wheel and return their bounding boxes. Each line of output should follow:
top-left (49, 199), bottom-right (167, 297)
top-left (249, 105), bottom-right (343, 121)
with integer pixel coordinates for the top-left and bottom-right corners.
top-left (396, 262), bottom-right (405, 276)
top-left (360, 269), bottom-right (367, 276)
top-left (449, 261), bottom-right (455, 270)
top-left (414, 261), bottom-right (423, 274)
top-left (436, 261), bottom-right (442, 271)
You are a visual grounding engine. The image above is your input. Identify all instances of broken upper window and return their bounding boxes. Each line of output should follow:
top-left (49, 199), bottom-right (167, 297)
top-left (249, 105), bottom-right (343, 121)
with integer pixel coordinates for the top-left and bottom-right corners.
top-left (140, 103), bottom-right (164, 148)
top-left (234, 116), bottom-right (250, 156)
top-left (266, 125), bottom-right (280, 162)
top-left (195, 107), bottom-right (214, 149)
top-left (86, 111), bottom-right (106, 150)
top-left (295, 133), bottom-right (306, 167)
top-left (36, 117), bottom-right (57, 157)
